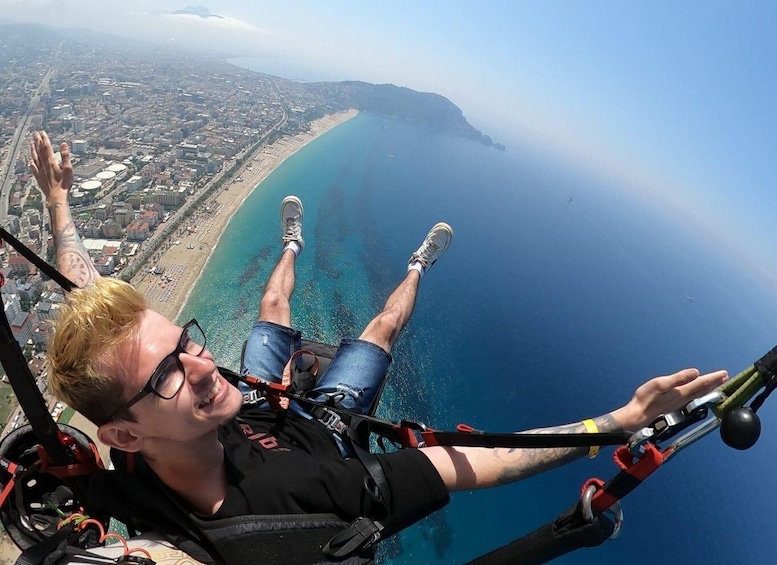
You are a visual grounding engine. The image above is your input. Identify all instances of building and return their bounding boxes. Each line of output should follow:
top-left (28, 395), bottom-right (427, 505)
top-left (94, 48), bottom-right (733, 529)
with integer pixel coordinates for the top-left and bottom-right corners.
top-left (8, 253), bottom-right (31, 276)
top-left (126, 193), bottom-right (144, 209)
top-left (101, 219), bottom-right (122, 239)
top-left (82, 239), bottom-right (123, 257)
top-left (145, 186), bottom-right (185, 208)
top-left (15, 281), bottom-right (40, 303)
top-left (139, 210), bottom-right (159, 228)
top-left (125, 175), bottom-right (143, 191)
top-left (3, 293), bottom-right (22, 321)
top-left (83, 218), bottom-right (103, 238)
top-left (51, 104), bottom-right (71, 119)
top-left (3, 215), bottom-right (20, 234)
top-left (30, 320), bottom-right (52, 348)
top-left (126, 219), bottom-right (150, 241)
top-left (107, 163), bottom-right (128, 178)
top-left (94, 204), bottom-right (109, 221)
top-left (94, 255), bottom-right (115, 275)
top-left (95, 170), bottom-right (117, 192)
top-left (72, 139), bottom-right (88, 154)
top-left (177, 143), bottom-right (199, 160)
top-left (10, 313), bottom-right (33, 347)
top-left (33, 301), bottom-right (57, 322)
top-left (113, 207), bottom-right (134, 227)
top-left (146, 202), bottom-right (165, 220)
top-left (80, 180), bottom-right (102, 194)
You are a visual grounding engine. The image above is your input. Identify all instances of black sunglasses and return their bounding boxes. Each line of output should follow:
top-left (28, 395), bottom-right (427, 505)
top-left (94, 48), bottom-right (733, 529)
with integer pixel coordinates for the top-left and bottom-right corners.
top-left (105, 319), bottom-right (207, 422)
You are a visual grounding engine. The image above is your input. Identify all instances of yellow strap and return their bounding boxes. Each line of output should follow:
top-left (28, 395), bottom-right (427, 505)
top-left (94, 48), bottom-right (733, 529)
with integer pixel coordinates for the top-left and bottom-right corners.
top-left (582, 419), bottom-right (600, 459)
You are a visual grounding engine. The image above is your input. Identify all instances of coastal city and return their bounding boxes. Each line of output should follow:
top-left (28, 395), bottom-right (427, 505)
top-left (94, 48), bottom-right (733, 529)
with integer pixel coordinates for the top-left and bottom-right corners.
top-left (0, 26), bottom-right (354, 490)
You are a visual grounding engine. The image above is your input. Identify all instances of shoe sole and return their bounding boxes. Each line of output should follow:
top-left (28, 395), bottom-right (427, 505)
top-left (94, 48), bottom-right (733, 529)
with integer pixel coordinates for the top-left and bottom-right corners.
top-left (280, 195), bottom-right (304, 221)
top-left (427, 222), bottom-right (454, 255)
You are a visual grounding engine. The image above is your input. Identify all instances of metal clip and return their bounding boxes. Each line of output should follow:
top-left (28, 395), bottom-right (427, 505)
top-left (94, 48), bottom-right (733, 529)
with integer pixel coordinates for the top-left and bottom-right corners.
top-left (661, 391), bottom-right (727, 462)
top-left (685, 390), bottom-right (725, 412)
top-left (581, 484), bottom-right (624, 540)
top-left (643, 390), bottom-right (727, 447)
top-left (319, 408), bottom-right (347, 434)
top-left (242, 390), bottom-right (265, 405)
top-left (627, 427), bottom-right (655, 457)
top-left (400, 420), bottom-right (429, 447)
top-left (651, 410), bottom-right (686, 441)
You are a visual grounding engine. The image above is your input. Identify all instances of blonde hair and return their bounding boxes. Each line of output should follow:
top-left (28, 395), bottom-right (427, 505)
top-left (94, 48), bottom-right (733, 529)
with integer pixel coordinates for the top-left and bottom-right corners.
top-left (48, 277), bottom-right (148, 426)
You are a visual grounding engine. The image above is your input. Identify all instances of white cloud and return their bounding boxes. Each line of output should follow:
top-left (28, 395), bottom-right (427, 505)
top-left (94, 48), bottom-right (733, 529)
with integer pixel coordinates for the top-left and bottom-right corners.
top-left (163, 11), bottom-right (265, 34)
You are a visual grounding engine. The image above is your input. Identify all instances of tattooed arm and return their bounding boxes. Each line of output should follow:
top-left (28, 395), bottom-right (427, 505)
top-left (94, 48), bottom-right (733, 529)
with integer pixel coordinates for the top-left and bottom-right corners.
top-left (30, 131), bottom-right (100, 287)
top-left (422, 368), bottom-right (728, 491)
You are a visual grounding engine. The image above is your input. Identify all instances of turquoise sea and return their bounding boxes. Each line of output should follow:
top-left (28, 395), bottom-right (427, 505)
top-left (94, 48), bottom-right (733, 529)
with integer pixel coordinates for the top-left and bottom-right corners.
top-left (179, 112), bottom-right (777, 564)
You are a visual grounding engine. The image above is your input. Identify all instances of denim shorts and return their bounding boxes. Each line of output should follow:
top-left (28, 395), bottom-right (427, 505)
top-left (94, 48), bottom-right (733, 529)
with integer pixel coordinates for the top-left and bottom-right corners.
top-left (240, 321), bottom-right (392, 419)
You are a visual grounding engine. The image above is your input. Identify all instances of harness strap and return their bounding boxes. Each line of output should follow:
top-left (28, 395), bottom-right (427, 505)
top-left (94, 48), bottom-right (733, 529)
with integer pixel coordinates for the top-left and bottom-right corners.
top-left (242, 373), bottom-right (630, 451)
top-left (419, 429), bottom-right (629, 449)
top-left (38, 440), bottom-right (105, 479)
top-left (323, 516), bottom-right (383, 559)
top-left (15, 524), bottom-right (75, 565)
top-left (0, 457), bottom-right (23, 508)
top-left (305, 406), bottom-right (392, 511)
top-left (351, 437), bottom-right (392, 510)
top-left (586, 443), bottom-right (665, 515)
top-left (15, 522), bottom-right (106, 565)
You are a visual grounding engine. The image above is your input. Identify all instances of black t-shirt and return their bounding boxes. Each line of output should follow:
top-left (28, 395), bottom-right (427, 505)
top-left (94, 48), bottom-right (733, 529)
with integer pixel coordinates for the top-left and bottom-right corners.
top-left (213, 406), bottom-right (449, 533)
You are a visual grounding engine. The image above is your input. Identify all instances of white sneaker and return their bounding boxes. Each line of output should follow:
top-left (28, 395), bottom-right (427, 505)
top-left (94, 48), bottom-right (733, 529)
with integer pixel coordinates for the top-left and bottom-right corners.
top-left (280, 195), bottom-right (304, 250)
top-left (408, 222), bottom-right (453, 273)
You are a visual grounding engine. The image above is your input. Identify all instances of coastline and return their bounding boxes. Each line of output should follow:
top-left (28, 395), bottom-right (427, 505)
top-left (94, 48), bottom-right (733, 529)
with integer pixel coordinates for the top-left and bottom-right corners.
top-left (134, 109), bottom-right (358, 322)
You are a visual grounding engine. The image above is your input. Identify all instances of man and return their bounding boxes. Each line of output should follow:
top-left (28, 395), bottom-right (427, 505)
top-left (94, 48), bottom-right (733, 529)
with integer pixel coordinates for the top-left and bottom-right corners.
top-left (31, 131), bottom-right (727, 550)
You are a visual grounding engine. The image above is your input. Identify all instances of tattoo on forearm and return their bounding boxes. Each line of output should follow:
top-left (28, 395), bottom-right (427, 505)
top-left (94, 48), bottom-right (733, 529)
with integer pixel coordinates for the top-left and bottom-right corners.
top-left (50, 209), bottom-right (100, 287)
top-left (495, 413), bottom-right (620, 485)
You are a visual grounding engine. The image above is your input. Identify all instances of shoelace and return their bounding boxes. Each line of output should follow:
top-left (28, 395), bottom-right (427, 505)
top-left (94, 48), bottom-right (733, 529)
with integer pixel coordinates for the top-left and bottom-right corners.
top-left (283, 216), bottom-right (302, 239)
top-left (415, 240), bottom-right (439, 265)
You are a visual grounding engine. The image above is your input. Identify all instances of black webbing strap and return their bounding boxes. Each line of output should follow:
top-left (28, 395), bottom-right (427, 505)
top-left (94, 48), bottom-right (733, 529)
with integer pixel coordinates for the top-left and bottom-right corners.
top-left (296, 394), bottom-right (627, 450)
top-left (240, 374), bottom-right (631, 451)
top-left (0, 228), bottom-right (75, 292)
top-left (323, 516), bottom-right (383, 559)
top-left (281, 399), bottom-right (394, 523)
top-left (13, 522), bottom-right (112, 565)
top-left (752, 345), bottom-right (777, 412)
top-left (351, 438), bottom-right (392, 510)
top-left (421, 430), bottom-right (630, 449)
top-left (15, 524), bottom-right (72, 565)
top-left (467, 501), bottom-right (614, 565)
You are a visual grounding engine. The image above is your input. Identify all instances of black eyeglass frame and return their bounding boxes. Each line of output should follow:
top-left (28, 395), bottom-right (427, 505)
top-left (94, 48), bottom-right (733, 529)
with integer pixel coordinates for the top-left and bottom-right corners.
top-left (105, 318), bottom-right (207, 423)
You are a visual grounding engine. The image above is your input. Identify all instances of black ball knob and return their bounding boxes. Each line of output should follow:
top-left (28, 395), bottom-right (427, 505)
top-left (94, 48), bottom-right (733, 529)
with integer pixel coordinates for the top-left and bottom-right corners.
top-left (720, 407), bottom-right (761, 450)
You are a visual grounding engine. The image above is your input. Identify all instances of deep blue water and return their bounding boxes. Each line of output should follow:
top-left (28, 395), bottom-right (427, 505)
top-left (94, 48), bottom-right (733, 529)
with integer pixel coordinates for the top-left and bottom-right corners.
top-left (180, 113), bottom-right (777, 564)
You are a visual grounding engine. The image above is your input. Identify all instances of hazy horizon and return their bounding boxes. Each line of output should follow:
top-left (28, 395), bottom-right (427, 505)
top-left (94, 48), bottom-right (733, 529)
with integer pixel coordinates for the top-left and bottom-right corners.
top-left (3, 1), bottom-right (777, 284)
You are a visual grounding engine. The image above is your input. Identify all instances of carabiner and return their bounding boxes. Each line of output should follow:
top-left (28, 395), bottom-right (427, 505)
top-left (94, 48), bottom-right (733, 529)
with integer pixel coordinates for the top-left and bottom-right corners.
top-left (581, 484), bottom-right (624, 540)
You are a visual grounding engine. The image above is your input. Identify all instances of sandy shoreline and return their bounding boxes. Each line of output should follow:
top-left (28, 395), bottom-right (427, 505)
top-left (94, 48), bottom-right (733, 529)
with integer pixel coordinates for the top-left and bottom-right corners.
top-left (134, 109), bottom-right (359, 322)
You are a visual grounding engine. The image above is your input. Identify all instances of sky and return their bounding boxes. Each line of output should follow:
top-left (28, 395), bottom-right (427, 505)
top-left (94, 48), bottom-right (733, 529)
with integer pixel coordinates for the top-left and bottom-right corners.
top-left (3, 0), bottom-right (777, 277)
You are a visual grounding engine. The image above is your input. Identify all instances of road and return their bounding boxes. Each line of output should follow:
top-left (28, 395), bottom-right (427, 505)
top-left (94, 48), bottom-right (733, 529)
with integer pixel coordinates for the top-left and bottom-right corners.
top-left (0, 65), bottom-right (56, 219)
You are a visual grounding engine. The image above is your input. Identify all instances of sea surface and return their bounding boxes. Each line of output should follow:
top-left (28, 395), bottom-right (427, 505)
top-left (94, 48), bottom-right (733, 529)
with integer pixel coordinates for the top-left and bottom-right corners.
top-left (179, 112), bottom-right (777, 564)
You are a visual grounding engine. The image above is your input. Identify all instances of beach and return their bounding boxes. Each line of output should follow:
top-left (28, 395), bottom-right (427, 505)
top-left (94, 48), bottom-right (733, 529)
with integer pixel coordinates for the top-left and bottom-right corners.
top-left (133, 109), bottom-right (358, 322)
